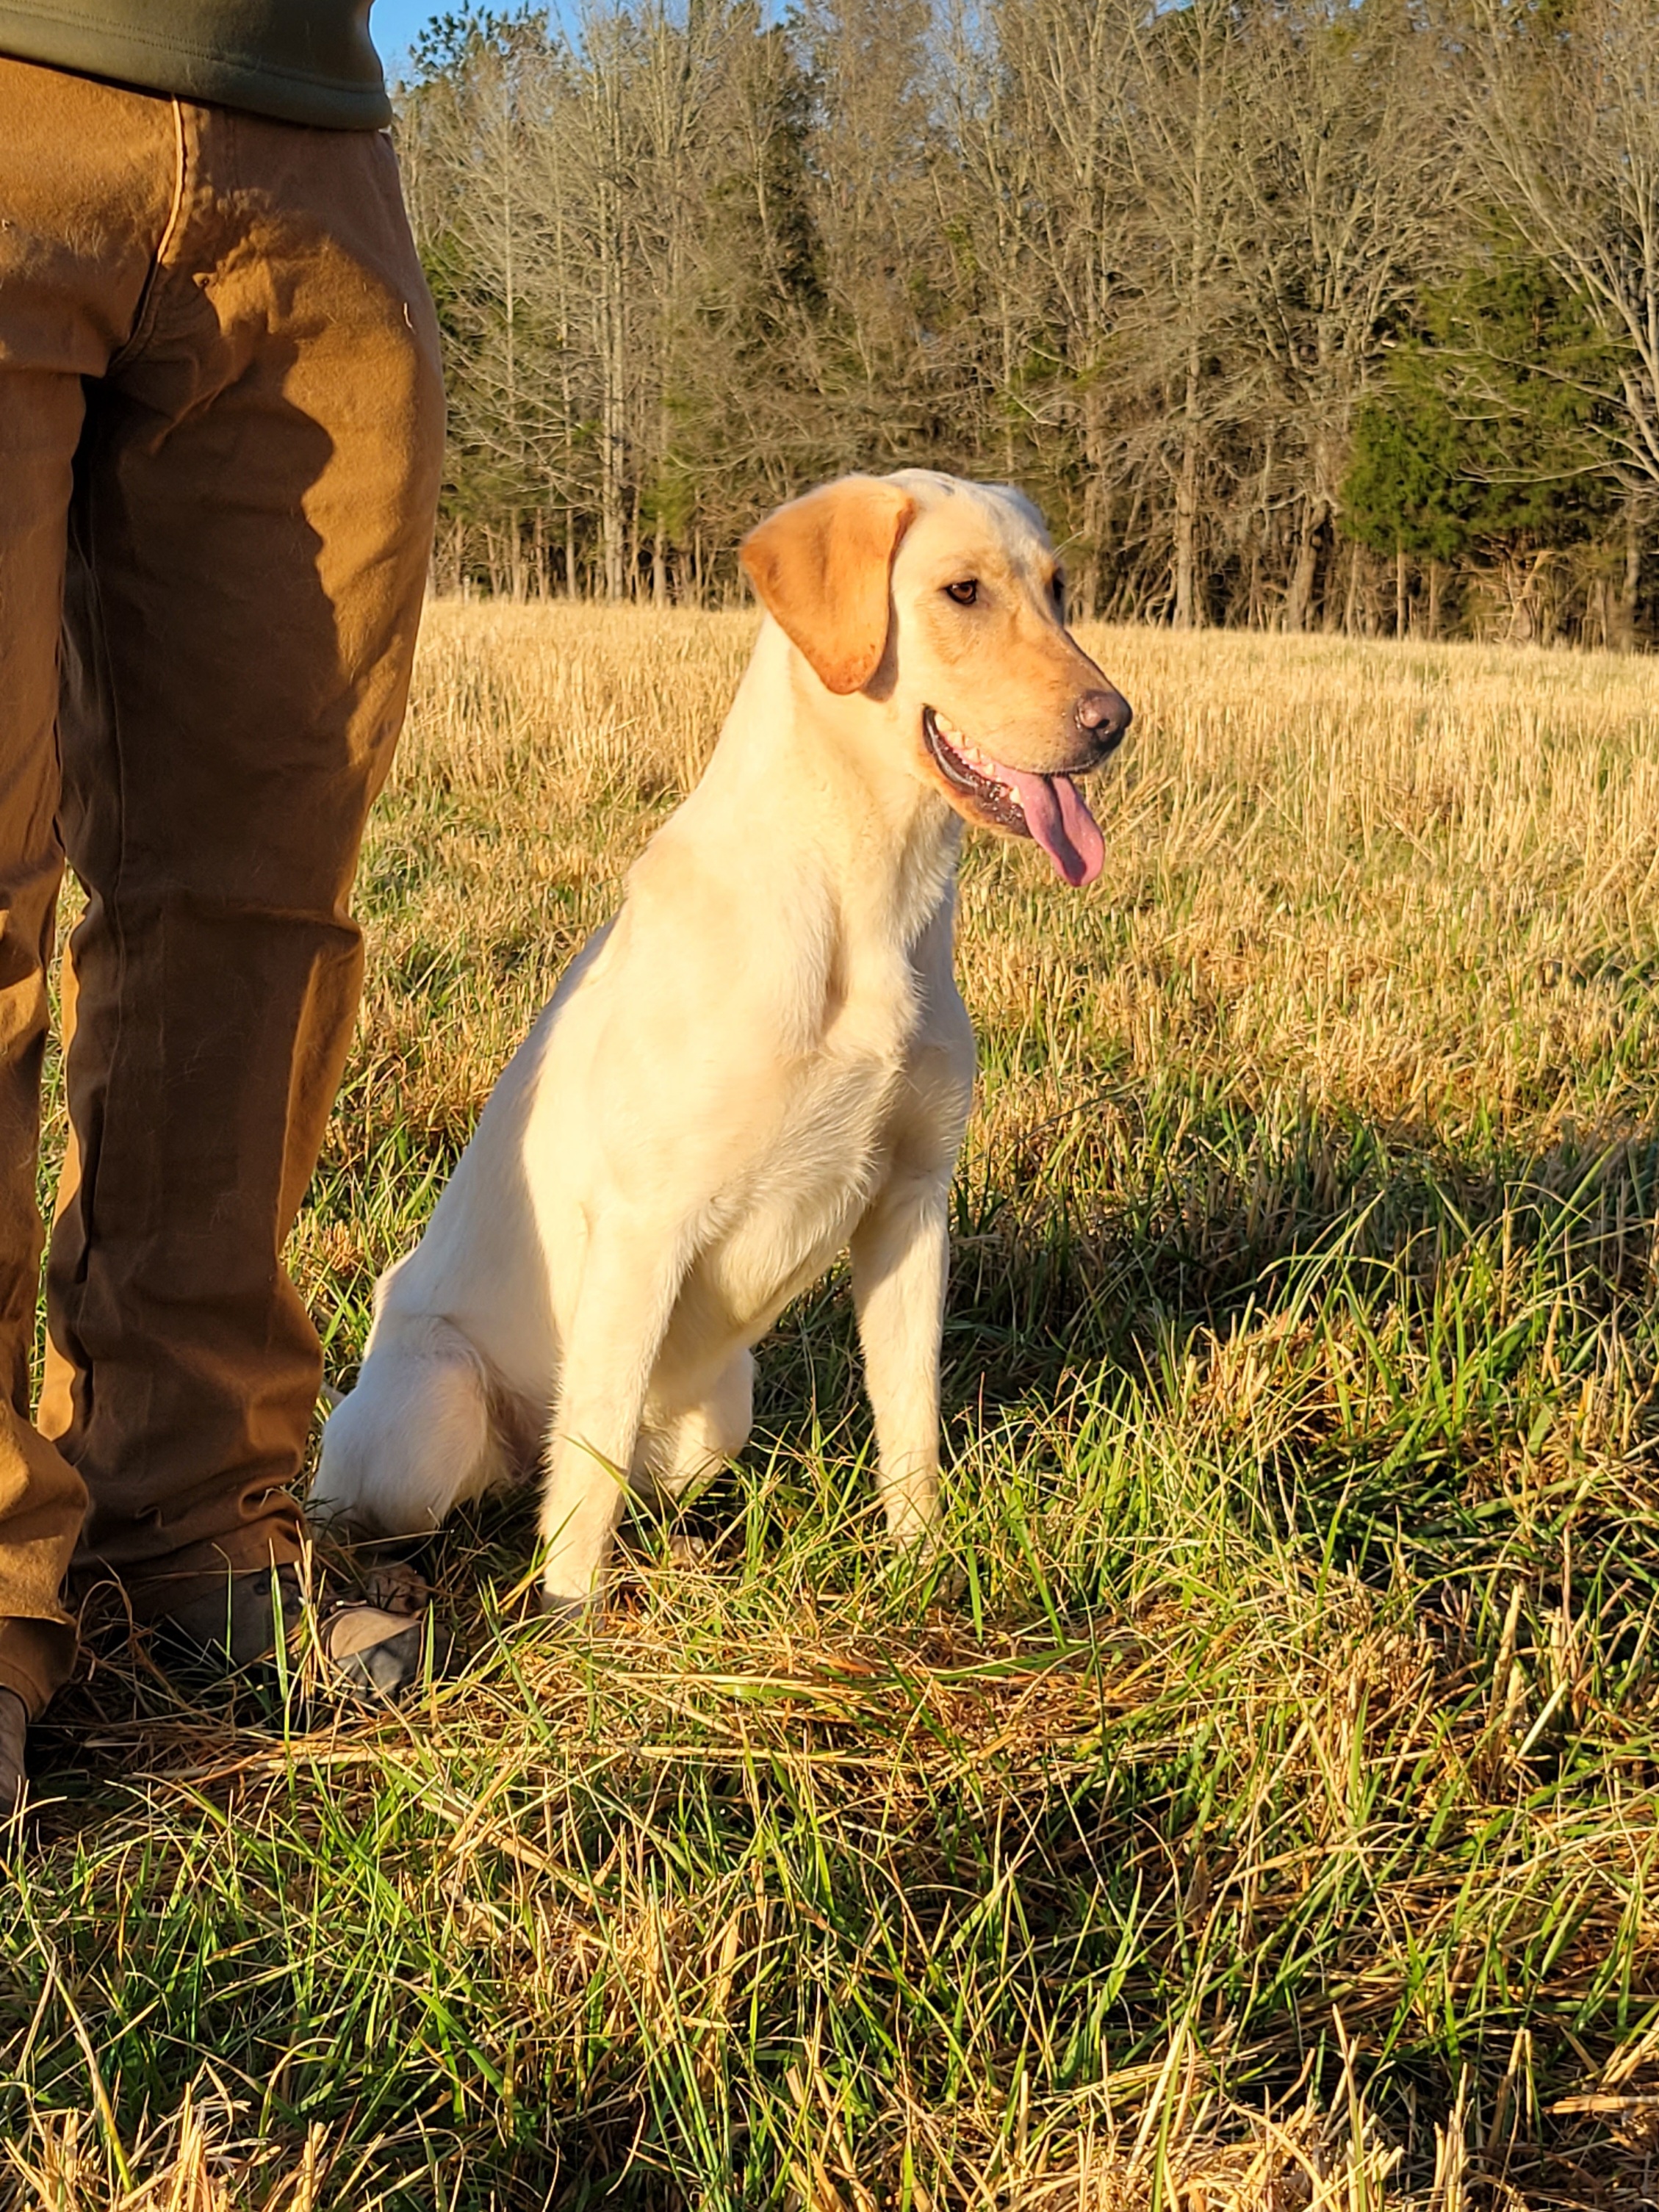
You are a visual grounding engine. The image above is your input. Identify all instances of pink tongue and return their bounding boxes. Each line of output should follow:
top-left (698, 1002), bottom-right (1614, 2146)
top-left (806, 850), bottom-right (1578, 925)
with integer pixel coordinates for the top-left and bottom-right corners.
top-left (1006, 770), bottom-right (1105, 887)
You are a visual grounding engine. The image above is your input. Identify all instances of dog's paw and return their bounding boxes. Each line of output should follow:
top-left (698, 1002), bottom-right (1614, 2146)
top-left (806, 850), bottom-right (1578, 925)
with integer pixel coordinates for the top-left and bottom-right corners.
top-left (537, 1587), bottom-right (597, 1630)
top-left (922, 1554), bottom-right (968, 1605)
top-left (889, 1532), bottom-right (965, 1605)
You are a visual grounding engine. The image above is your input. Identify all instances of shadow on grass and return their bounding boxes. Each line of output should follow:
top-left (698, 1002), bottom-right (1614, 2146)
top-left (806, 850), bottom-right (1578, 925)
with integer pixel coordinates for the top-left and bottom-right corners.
top-left (11, 1099), bottom-right (1659, 2210)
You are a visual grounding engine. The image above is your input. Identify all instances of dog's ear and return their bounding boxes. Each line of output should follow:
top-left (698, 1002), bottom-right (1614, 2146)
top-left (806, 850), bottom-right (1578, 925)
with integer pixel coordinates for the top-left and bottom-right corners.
top-left (739, 476), bottom-right (918, 696)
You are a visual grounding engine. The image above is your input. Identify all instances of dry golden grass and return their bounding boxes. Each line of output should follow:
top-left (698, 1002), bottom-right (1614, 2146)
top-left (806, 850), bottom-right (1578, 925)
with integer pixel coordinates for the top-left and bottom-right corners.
top-left (337, 605), bottom-right (1659, 1141)
top-left (10, 605), bottom-right (1659, 2211)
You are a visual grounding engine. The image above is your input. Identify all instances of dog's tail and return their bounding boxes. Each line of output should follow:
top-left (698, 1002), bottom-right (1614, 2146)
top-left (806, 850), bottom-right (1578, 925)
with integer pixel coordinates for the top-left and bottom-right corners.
top-left (309, 1319), bottom-right (508, 1539)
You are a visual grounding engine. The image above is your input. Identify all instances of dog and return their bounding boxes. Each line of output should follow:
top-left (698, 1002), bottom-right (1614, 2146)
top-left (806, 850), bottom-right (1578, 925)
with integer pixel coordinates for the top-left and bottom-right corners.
top-left (308, 471), bottom-right (1132, 1613)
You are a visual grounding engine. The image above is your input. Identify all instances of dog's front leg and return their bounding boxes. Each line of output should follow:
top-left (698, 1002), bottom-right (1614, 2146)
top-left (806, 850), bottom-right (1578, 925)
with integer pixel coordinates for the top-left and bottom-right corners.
top-left (539, 1220), bottom-right (689, 1615)
top-left (851, 1175), bottom-right (950, 1546)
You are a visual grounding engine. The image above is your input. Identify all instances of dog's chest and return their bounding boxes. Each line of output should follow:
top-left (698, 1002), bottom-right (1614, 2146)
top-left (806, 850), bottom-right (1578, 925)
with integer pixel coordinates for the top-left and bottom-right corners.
top-left (700, 967), bottom-right (924, 1332)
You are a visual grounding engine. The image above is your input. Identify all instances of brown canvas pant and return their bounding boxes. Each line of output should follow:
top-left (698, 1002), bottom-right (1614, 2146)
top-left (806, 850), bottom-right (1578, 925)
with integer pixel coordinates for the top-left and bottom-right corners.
top-left (0, 57), bottom-right (444, 1716)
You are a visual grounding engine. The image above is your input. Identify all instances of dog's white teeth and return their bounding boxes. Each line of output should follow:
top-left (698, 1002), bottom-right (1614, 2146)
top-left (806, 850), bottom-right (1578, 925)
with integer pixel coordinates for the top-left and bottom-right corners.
top-left (932, 711), bottom-right (1008, 785)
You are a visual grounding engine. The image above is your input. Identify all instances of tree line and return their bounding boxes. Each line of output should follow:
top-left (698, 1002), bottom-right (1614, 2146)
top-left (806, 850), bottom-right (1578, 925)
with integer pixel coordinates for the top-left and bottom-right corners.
top-left (399, 0), bottom-right (1659, 645)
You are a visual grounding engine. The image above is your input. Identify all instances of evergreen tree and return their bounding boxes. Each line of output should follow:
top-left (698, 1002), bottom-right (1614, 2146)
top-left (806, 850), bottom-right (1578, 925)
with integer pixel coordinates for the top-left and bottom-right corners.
top-left (1342, 242), bottom-right (1619, 630)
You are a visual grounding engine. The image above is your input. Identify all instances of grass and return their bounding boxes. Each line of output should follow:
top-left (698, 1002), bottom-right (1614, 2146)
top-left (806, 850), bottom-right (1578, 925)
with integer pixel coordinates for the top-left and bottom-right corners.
top-left (7, 605), bottom-right (1659, 2208)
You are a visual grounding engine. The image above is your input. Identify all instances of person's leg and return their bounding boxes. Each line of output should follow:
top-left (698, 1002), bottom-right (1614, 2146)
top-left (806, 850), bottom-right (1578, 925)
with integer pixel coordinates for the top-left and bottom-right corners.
top-left (40, 100), bottom-right (444, 1624)
top-left (0, 58), bottom-right (180, 1723)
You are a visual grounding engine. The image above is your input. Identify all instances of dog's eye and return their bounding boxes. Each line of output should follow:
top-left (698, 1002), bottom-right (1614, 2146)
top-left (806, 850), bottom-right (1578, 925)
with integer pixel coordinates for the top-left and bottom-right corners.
top-left (943, 580), bottom-right (978, 607)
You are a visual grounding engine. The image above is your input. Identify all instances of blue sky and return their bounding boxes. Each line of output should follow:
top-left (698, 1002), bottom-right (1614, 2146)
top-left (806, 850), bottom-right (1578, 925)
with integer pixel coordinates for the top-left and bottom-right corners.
top-left (371, 1), bottom-right (447, 74)
top-left (371, 1), bottom-right (587, 73)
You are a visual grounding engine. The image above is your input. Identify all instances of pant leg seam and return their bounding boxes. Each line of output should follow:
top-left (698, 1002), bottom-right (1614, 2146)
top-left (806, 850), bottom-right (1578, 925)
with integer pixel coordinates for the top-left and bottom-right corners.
top-left (56, 418), bottom-right (134, 1448)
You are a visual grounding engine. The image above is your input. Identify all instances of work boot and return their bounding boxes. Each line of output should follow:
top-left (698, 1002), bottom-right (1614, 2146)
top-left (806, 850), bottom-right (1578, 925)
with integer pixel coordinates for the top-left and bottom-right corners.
top-left (157, 1562), bottom-right (432, 1700)
top-left (0, 1686), bottom-right (25, 1824)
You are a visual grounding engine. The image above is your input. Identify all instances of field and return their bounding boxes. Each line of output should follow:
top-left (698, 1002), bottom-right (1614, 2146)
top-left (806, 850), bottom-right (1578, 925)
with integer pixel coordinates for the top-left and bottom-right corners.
top-left (7, 606), bottom-right (1659, 2209)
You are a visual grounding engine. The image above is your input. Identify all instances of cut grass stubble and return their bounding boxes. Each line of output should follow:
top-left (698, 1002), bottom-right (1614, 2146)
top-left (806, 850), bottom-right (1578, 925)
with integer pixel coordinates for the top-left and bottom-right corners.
top-left (7, 608), bottom-right (1659, 2208)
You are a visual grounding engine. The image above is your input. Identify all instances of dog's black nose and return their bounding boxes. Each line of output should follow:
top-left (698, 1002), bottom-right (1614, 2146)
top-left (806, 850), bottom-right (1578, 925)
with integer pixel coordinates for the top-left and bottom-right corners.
top-left (1076, 688), bottom-right (1132, 752)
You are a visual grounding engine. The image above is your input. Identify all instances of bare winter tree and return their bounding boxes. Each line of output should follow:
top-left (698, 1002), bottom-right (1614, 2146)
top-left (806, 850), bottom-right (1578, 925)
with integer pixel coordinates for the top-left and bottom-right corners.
top-left (1464, 0), bottom-right (1659, 631)
top-left (1228, 0), bottom-right (1455, 631)
top-left (397, 0), bottom-right (1654, 644)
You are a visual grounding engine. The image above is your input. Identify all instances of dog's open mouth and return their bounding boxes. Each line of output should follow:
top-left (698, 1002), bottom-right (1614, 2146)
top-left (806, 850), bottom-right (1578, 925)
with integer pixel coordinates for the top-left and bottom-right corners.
top-left (922, 707), bottom-right (1106, 887)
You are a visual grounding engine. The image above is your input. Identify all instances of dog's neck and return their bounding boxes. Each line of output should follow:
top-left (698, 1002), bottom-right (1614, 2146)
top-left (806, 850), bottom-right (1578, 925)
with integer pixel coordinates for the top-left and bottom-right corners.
top-left (697, 620), bottom-right (962, 957)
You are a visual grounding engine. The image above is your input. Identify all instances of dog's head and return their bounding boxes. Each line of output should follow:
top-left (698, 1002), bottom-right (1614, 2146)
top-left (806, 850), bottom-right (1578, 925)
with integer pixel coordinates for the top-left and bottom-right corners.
top-left (739, 471), bottom-right (1131, 887)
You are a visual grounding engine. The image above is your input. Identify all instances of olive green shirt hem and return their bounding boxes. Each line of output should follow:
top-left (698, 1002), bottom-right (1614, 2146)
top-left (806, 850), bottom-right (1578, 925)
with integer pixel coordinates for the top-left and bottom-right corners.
top-left (0, 3), bottom-right (391, 129)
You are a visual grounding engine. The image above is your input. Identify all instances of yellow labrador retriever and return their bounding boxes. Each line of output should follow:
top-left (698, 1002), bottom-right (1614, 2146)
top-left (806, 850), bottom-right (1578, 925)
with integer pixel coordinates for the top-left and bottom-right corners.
top-left (309, 471), bottom-right (1131, 1613)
